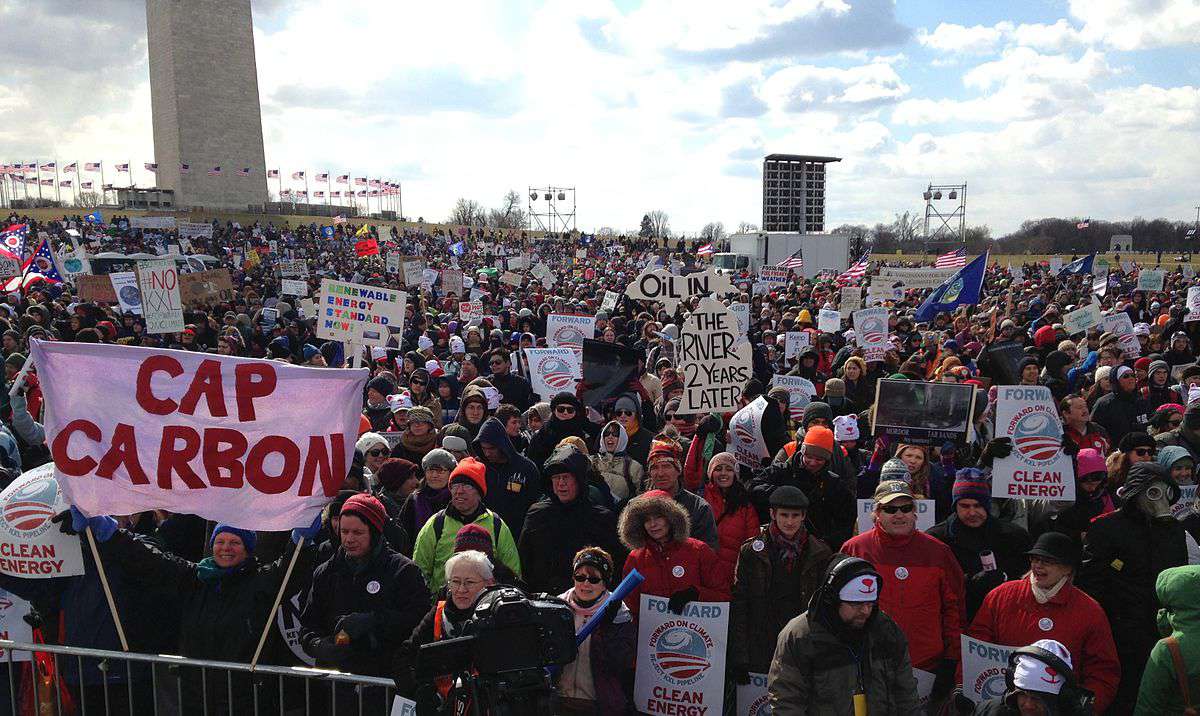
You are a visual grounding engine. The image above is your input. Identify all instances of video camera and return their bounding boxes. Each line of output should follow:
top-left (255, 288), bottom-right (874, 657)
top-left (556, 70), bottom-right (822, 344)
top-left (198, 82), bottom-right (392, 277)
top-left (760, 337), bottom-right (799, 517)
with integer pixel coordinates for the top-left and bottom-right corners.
top-left (415, 586), bottom-right (577, 715)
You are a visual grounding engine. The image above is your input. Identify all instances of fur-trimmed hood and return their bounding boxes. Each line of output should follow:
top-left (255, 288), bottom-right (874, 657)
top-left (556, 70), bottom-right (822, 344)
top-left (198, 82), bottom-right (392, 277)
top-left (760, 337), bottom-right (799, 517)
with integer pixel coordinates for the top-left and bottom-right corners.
top-left (618, 490), bottom-right (690, 550)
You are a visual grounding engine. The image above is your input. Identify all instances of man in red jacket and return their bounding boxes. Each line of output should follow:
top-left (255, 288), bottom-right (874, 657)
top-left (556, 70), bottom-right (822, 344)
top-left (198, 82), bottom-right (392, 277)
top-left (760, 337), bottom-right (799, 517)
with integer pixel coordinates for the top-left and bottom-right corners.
top-left (842, 480), bottom-right (965, 705)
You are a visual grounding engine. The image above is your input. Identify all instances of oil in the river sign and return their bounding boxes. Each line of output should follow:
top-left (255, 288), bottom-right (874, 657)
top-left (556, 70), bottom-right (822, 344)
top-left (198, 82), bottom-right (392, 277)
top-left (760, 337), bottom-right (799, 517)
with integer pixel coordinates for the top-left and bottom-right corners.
top-left (675, 297), bottom-right (752, 414)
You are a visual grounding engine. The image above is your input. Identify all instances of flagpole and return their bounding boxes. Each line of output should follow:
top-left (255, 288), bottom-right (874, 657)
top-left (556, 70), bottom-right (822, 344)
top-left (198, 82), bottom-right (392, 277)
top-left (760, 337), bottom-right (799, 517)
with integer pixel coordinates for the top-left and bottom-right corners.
top-left (326, 175), bottom-right (330, 213)
top-left (86, 526), bottom-right (130, 651)
top-left (128, 159), bottom-right (133, 189)
top-left (399, 181), bottom-right (403, 221)
top-left (54, 162), bottom-right (61, 206)
top-left (100, 163), bottom-right (107, 206)
top-left (74, 160), bottom-right (81, 206)
top-left (248, 536), bottom-right (304, 671)
top-left (304, 173), bottom-right (310, 211)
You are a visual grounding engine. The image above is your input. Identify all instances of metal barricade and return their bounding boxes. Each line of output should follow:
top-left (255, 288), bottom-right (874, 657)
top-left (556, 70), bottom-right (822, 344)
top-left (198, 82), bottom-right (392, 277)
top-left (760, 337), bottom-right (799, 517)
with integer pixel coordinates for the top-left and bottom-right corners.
top-left (0, 639), bottom-right (398, 716)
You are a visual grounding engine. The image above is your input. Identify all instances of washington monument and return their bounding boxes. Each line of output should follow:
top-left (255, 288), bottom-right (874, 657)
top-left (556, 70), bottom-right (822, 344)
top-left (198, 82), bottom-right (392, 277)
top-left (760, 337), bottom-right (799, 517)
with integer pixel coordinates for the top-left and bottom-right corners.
top-left (146, 0), bottom-right (269, 210)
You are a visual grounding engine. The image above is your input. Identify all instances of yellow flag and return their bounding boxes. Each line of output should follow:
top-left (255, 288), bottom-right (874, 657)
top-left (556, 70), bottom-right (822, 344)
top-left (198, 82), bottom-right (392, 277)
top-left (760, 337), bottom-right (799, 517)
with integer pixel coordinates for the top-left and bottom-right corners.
top-left (244, 249), bottom-right (260, 269)
top-left (355, 224), bottom-right (371, 238)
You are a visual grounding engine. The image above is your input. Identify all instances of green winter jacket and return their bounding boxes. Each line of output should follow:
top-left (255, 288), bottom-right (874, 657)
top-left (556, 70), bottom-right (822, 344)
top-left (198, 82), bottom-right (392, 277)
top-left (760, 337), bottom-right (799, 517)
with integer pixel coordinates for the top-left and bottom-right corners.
top-left (411, 506), bottom-right (520, 590)
top-left (1135, 565), bottom-right (1200, 715)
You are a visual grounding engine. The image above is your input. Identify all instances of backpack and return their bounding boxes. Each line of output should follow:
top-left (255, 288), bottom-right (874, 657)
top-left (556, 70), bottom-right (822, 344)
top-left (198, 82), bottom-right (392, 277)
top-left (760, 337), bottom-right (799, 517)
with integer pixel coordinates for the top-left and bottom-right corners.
top-left (1165, 636), bottom-right (1200, 716)
top-left (432, 510), bottom-right (504, 545)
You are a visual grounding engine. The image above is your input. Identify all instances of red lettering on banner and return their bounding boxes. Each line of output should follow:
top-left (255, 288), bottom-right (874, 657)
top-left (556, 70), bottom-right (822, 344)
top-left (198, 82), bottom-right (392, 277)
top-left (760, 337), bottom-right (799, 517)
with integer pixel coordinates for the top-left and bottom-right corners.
top-left (51, 419), bottom-right (101, 475)
top-left (96, 423), bottom-right (150, 485)
top-left (298, 433), bottom-right (346, 498)
top-left (136, 355), bottom-right (183, 415)
top-left (234, 364), bottom-right (276, 422)
top-left (203, 428), bottom-right (247, 488)
top-left (245, 436), bottom-right (300, 494)
top-left (157, 426), bottom-right (205, 490)
top-left (179, 360), bottom-right (228, 418)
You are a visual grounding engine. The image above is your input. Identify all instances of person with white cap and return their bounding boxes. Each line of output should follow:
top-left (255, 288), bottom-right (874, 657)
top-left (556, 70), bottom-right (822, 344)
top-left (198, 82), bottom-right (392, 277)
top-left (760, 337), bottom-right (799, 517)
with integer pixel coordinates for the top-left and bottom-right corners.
top-left (768, 555), bottom-right (920, 714)
top-left (832, 414), bottom-right (865, 477)
top-left (971, 639), bottom-right (1094, 716)
top-left (1092, 364), bottom-right (1152, 448)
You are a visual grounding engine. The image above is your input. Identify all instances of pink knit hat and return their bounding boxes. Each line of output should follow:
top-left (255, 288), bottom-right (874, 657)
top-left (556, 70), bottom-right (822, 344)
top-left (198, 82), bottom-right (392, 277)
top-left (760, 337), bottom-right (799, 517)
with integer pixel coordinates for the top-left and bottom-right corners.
top-left (1076, 448), bottom-right (1107, 478)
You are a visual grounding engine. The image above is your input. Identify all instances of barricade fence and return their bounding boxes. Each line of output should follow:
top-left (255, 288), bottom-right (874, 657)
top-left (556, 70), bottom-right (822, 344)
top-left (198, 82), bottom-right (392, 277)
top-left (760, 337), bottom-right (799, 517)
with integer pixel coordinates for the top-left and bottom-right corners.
top-left (0, 640), bottom-right (398, 716)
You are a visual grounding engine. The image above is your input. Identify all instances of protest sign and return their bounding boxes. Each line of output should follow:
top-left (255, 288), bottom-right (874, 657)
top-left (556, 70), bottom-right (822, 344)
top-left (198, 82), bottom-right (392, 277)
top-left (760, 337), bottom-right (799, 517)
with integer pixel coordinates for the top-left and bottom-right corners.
top-left (281, 279), bottom-right (307, 296)
top-left (676, 297), bottom-right (753, 414)
top-left (575, 248), bottom-right (587, 259)
top-left (390, 697), bottom-right (418, 716)
top-left (177, 221), bottom-right (213, 239)
top-left (506, 255), bottom-right (528, 271)
top-left (278, 259), bottom-right (309, 279)
top-left (626, 267), bottom-right (735, 311)
top-left (402, 260), bottom-right (425, 288)
top-left (1187, 287), bottom-right (1200, 322)
top-left (771, 374), bottom-right (815, 422)
top-left (914, 668), bottom-right (936, 710)
top-left (581, 339), bottom-right (640, 407)
top-left (137, 260), bottom-right (185, 334)
top-left (1100, 312), bottom-right (1140, 359)
top-left (784, 331), bottom-right (810, 360)
top-left (817, 308), bottom-right (841, 334)
top-left (421, 268), bottom-right (439, 289)
top-left (992, 386), bottom-right (1075, 501)
top-left (601, 290), bottom-right (620, 312)
top-left (386, 253), bottom-right (400, 274)
top-left (354, 238), bottom-right (379, 257)
top-left (523, 348), bottom-right (581, 400)
top-left (730, 396), bottom-right (770, 470)
top-left (961, 636), bottom-right (1015, 704)
top-left (500, 271), bottom-right (523, 287)
top-left (546, 314), bottom-right (596, 357)
top-left (736, 672), bottom-right (770, 716)
top-left (857, 499), bottom-right (936, 533)
top-left (876, 267), bottom-right (957, 289)
top-left (634, 594), bottom-right (728, 716)
top-left (531, 263), bottom-right (555, 287)
top-left (130, 216), bottom-right (176, 230)
top-left (458, 300), bottom-right (484, 324)
top-left (0, 588), bottom-right (32, 661)
top-left (441, 269), bottom-right (464, 296)
top-left (840, 288), bottom-right (862, 315)
top-left (315, 279), bottom-right (407, 346)
top-left (866, 284), bottom-right (903, 305)
top-left (727, 302), bottom-right (750, 337)
top-left (1062, 304), bottom-right (1101, 335)
top-left (1137, 269), bottom-right (1165, 292)
top-left (78, 274), bottom-right (118, 303)
top-left (757, 267), bottom-right (790, 285)
top-left (872, 380), bottom-right (976, 444)
top-left (1049, 256), bottom-right (1063, 274)
top-left (1093, 269), bottom-right (1109, 299)
top-left (32, 340), bottom-right (368, 531)
top-left (110, 271), bottom-right (142, 315)
top-left (275, 593), bottom-right (315, 666)
top-left (0, 463), bottom-right (86, 578)
top-left (179, 269), bottom-right (234, 304)
top-left (0, 255), bottom-right (19, 278)
top-left (853, 307), bottom-right (889, 362)
top-left (1173, 484), bottom-right (1197, 521)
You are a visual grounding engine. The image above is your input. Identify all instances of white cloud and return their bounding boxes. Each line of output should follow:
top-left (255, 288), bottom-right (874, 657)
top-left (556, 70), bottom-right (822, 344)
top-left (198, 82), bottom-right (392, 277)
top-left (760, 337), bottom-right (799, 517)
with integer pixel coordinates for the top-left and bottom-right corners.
top-left (964, 47), bottom-right (1112, 91)
top-left (762, 61), bottom-right (909, 112)
top-left (917, 22), bottom-right (1011, 54)
top-left (1011, 20), bottom-right (1084, 52)
top-left (1070, 0), bottom-right (1200, 50)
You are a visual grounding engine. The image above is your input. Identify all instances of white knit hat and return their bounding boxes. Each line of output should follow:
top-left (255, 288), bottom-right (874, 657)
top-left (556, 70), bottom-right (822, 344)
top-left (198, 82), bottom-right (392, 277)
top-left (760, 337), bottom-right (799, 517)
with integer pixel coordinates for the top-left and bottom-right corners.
top-left (837, 574), bottom-right (879, 602)
top-left (833, 415), bottom-right (860, 442)
top-left (1012, 639), bottom-right (1073, 696)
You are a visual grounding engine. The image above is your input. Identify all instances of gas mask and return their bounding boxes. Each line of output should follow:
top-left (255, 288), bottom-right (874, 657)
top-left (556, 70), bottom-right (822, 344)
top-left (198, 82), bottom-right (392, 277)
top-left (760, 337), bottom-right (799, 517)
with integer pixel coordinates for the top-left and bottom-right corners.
top-left (1136, 481), bottom-right (1175, 522)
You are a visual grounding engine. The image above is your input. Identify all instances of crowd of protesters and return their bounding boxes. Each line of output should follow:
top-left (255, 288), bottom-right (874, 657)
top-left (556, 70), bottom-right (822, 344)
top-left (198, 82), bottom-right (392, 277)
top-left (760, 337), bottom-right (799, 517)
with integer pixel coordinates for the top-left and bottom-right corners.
top-left (2, 207), bottom-right (1200, 714)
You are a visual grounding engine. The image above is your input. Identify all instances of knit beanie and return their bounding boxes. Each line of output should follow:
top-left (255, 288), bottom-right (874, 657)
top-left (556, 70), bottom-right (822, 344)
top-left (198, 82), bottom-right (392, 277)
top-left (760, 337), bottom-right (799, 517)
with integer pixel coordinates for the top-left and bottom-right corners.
top-left (707, 452), bottom-right (737, 479)
top-left (355, 432), bottom-right (389, 455)
top-left (832, 415), bottom-right (860, 442)
top-left (802, 401), bottom-right (833, 428)
top-left (367, 375), bottom-right (396, 397)
top-left (647, 440), bottom-right (682, 471)
top-left (407, 406), bottom-right (435, 426)
top-left (340, 493), bottom-right (387, 533)
top-left (449, 457), bottom-right (488, 496)
top-left (824, 378), bottom-right (846, 398)
top-left (422, 448), bottom-right (458, 472)
top-left (951, 468), bottom-right (991, 510)
top-left (802, 426), bottom-right (835, 462)
top-left (454, 523), bottom-right (494, 556)
top-left (1076, 448), bottom-right (1107, 478)
top-left (880, 458), bottom-right (909, 483)
top-left (211, 524), bottom-right (257, 554)
top-left (375, 458), bottom-right (417, 492)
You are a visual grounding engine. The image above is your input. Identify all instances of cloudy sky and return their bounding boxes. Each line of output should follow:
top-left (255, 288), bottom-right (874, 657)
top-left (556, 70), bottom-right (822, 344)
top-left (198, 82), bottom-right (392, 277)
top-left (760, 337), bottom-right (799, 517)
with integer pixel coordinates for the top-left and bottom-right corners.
top-left (1, 0), bottom-right (1198, 235)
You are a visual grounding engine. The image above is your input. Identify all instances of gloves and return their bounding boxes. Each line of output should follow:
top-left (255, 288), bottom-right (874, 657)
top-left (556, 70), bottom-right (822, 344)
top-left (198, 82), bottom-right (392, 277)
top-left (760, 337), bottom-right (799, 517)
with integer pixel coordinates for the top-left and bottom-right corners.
top-left (52, 507), bottom-right (117, 542)
top-left (695, 413), bottom-right (722, 437)
top-left (979, 437), bottom-right (1013, 466)
top-left (291, 514), bottom-right (322, 544)
top-left (667, 586), bottom-right (699, 615)
top-left (310, 637), bottom-right (352, 665)
top-left (931, 658), bottom-right (958, 701)
top-left (730, 665), bottom-right (751, 685)
top-left (970, 569), bottom-right (1007, 595)
top-left (951, 688), bottom-right (975, 715)
top-left (1061, 438), bottom-right (1080, 457)
top-left (600, 599), bottom-right (622, 626)
top-left (334, 612), bottom-right (375, 641)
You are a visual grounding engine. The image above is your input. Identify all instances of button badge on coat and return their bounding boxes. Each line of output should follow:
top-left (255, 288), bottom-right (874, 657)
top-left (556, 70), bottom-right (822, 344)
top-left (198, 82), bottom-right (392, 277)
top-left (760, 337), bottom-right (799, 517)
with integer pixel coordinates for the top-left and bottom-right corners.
top-left (366, 580), bottom-right (381, 594)
top-left (1038, 617), bottom-right (1054, 631)
top-left (895, 566), bottom-right (909, 580)
top-left (672, 565), bottom-right (685, 578)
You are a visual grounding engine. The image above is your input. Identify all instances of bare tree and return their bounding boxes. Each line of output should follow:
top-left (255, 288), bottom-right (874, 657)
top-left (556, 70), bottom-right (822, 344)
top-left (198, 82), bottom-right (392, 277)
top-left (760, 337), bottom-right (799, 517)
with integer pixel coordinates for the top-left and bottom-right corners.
top-left (488, 189), bottom-right (528, 229)
top-left (891, 210), bottom-right (922, 243)
top-left (596, 226), bottom-right (618, 237)
top-left (449, 198), bottom-right (487, 227)
top-left (736, 221), bottom-right (759, 234)
top-left (646, 210), bottom-right (670, 238)
top-left (700, 222), bottom-right (726, 243)
top-left (77, 191), bottom-right (102, 208)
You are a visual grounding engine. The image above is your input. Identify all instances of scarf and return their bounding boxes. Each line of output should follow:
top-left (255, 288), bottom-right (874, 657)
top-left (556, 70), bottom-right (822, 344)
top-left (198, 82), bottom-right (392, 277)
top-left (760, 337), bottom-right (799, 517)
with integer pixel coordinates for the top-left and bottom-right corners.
top-left (1029, 572), bottom-right (1069, 604)
top-left (413, 483), bottom-right (450, 528)
top-left (196, 556), bottom-right (246, 588)
top-left (400, 428), bottom-right (438, 456)
top-left (769, 523), bottom-right (808, 570)
top-left (566, 588), bottom-right (609, 620)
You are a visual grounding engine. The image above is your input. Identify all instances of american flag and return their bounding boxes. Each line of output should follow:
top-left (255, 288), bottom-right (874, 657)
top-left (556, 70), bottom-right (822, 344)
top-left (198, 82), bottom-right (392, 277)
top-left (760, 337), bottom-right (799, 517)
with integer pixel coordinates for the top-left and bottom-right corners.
top-left (370, 190), bottom-right (380, 196)
top-left (85, 162), bottom-right (101, 172)
top-left (331, 191), bottom-right (342, 197)
top-left (697, 243), bottom-right (714, 257)
top-left (58, 180), bottom-right (71, 187)
top-left (144, 162), bottom-right (158, 171)
top-left (336, 174), bottom-right (349, 183)
top-left (237, 167), bottom-right (251, 176)
top-left (267, 169), bottom-right (279, 179)
top-left (179, 163), bottom-right (190, 174)
top-left (39, 179), bottom-right (52, 186)
top-left (296, 190), bottom-right (307, 196)
top-left (369, 179), bottom-right (381, 188)
top-left (314, 190), bottom-right (325, 198)
top-left (39, 162), bottom-right (55, 171)
top-left (62, 162), bottom-right (76, 173)
top-left (1076, 219), bottom-right (1090, 230)
top-left (116, 163), bottom-right (130, 172)
top-left (356, 190), bottom-right (367, 196)
top-left (355, 177), bottom-right (367, 186)
top-left (81, 181), bottom-right (93, 189)
top-left (208, 166), bottom-right (223, 176)
top-left (934, 248), bottom-right (967, 268)
top-left (23, 163), bottom-right (35, 170)
top-left (292, 171), bottom-right (305, 180)
top-left (836, 253), bottom-right (872, 284)
top-left (316, 172), bottom-right (329, 182)
top-left (333, 215), bottom-right (347, 225)
top-left (102, 183), bottom-right (113, 190)
top-left (777, 249), bottom-right (804, 269)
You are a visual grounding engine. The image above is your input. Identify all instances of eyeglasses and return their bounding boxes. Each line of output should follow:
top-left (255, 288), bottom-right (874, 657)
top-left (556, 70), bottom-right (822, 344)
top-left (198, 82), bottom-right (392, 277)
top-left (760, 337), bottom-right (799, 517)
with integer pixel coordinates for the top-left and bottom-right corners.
top-left (410, 379), bottom-right (426, 386)
top-left (573, 574), bottom-right (603, 584)
top-left (615, 410), bottom-right (636, 417)
top-left (489, 360), bottom-right (505, 367)
top-left (880, 503), bottom-right (915, 514)
top-left (1133, 447), bottom-right (1156, 457)
top-left (554, 405), bottom-right (577, 414)
top-left (366, 449), bottom-right (389, 457)
top-left (448, 578), bottom-right (484, 591)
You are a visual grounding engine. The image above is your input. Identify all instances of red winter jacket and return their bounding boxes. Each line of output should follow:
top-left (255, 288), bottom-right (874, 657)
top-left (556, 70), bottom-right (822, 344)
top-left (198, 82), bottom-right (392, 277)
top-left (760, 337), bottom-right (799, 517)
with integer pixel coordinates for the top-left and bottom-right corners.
top-left (704, 488), bottom-right (761, 586)
top-left (965, 577), bottom-right (1120, 714)
top-left (841, 525), bottom-right (965, 670)
top-left (621, 538), bottom-right (729, 620)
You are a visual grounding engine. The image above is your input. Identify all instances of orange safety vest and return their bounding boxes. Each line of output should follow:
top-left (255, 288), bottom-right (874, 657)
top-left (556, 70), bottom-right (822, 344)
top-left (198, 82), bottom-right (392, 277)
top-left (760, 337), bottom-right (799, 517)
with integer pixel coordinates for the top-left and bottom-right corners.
top-left (432, 602), bottom-right (455, 701)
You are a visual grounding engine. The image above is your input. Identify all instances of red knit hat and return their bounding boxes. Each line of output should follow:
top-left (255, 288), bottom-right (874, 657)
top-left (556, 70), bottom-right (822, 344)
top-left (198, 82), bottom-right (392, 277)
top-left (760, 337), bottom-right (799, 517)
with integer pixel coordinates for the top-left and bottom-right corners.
top-left (647, 440), bottom-right (681, 470)
top-left (449, 457), bottom-right (488, 497)
top-left (454, 523), bottom-right (494, 555)
top-left (341, 493), bottom-right (387, 533)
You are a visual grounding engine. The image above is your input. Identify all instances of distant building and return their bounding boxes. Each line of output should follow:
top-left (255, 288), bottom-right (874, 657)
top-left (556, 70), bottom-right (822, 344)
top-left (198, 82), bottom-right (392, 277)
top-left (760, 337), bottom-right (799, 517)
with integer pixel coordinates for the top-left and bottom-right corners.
top-left (146, 0), bottom-right (268, 210)
top-left (115, 187), bottom-right (176, 210)
top-left (762, 154), bottom-right (840, 233)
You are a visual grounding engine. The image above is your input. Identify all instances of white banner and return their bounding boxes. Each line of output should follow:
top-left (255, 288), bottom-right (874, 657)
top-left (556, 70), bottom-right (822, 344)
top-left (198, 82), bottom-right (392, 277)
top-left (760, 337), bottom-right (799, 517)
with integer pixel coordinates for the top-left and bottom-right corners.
top-left (1187, 287), bottom-right (1200, 322)
top-left (1137, 269), bottom-right (1165, 292)
top-left (730, 397), bottom-right (770, 469)
top-left (1062, 304), bottom-right (1101, 335)
top-left (634, 594), bottom-right (729, 715)
top-left (110, 271), bottom-right (142, 315)
top-left (278, 259), bottom-right (308, 279)
top-left (31, 341), bottom-right (368, 531)
top-left (876, 267), bottom-right (957, 289)
top-left (853, 307), bottom-right (889, 362)
top-left (961, 635), bottom-right (1015, 704)
top-left (1100, 312), bottom-right (1140, 359)
top-left (817, 308), bottom-right (841, 334)
top-left (771, 374), bottom-right (815, 422)
top-left (856, 498), bottom-right (936, 533)
top-left (137, 259), bottom-right (184, 334)
top-left (677, 297), bottom-right (752, 414)
top-left (736, 672), bottom-right (771, 715)
top-left (546, 314), bottom-right (596, 358)
top-left (0, 464), bottom-right (86, 578)
top-left (177, 221), bottom-right (213, 239)
top-left (130, 216), bottom-right (177, 230)
top-left (281, 279), bottom-right (307, 296)
top-left (992, 386), bottom-right (1075, 502)
top-left (315, 279), bottom-right (407, 346)
top-left (784, 331), bottom-right (809, 360)
top-left (523, 348), bottom-right (581, 400)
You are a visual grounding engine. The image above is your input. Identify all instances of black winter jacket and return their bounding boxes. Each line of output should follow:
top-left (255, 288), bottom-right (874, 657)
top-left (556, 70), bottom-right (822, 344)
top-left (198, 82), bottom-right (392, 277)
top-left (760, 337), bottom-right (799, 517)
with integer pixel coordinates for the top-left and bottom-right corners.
top-left (473, 418), bottom-right (543, 540)
top-left (751, 454), bottom-right (857, 551)
top-left (926, 514), bottom-right (1031, 622)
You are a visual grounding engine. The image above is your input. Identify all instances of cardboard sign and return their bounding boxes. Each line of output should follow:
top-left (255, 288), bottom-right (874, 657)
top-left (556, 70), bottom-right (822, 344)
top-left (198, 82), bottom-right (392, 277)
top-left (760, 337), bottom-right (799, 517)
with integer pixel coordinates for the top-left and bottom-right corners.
top-left (771, 374), bottom-right (816, 422)
top-left (626, 268), bottom-right (735, 311)
top-left (546, 314), bottom-right (596, 358)
top-left (500, 271), bottom-right (523, 287)
top-left (402, 260), bottom-right (425, 288)
top-left (179, 269), bottom-right (234, 304)
top-left (730, 397), bottom-right (770, 469)
top-left (840, 288), bottom-right (862, 315)
top-left (961, 636), bottom-right (1015, 704)
top-left (817, 308), bottom-right (841, 334)
top-left (0, 255), bottom-right (19, 278)
top-left (1062, 304), bottom-right (1101, 335)
top-left (727, 302), bottom-right (750, 337)
top-left (634, 595), bottom-right (728, 715)
top-left (137, 260), bottom-right (184, 334)
top-left (784, 332), bottom-right (809, 360)
top-left (676, 297), bottom-right (753, 414)
top-left (386, 253), bottom-right (400, 274)
top-left (281, 279), bottom-right (308, 296)
top-left (0, 464), bottom-right (86, 578)
top-left (757, 267), bottom-right (790, 286)
top-left (872, 379), bottom-right (976, 445)
top-left (1101, 312), bottom-right (1140, 359)
top-left (992, 386), bottom-right (1075, 502)
top-left (735, 672), bottom-right (770, 716)
top-left (77, 273), bottom-right (118, 303)
top-left (1137, 269), bottom-right (1165, 292)
top-left (278, 259), bottom-right (309, 279)
top-left (109, 271), bottom-right (141, 315)
top-left (601, 290), bottom-right (620, 312)
top-left (856, 498), bottom-right (936, 533)
top-left (524, 347), bottom-right (581, 400)
top-left (315, 279), bottom-right (407, 346)
top-left (177, 221), bottom-right (213, 239)
top-left (853, 307), bottom-right (889, 362)
top-left (459, 300), bottom-right (484, 323)
top-left (1187, 287), bottom-right (1200, 322)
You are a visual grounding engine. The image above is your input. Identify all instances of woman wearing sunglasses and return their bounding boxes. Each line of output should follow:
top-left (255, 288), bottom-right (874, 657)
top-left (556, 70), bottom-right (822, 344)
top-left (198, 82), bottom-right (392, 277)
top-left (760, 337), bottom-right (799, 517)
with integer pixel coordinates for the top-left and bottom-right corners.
top-left (555, 548), bottom-right (635, 716)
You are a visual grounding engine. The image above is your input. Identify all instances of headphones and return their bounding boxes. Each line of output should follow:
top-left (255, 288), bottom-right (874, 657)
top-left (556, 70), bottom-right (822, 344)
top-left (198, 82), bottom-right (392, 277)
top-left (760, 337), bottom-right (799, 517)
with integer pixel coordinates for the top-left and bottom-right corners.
top-left (1004, 645), bottom-right (1095, 716)
top-left (822, 557), bottom-right (882, 599)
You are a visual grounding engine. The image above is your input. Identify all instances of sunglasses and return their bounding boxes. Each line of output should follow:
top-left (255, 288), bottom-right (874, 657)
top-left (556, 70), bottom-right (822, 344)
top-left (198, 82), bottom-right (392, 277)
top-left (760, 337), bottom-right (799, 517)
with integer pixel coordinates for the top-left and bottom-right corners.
top-left (410, 379), bottom-right (426, 386)
top-left (667, 414), bottom-right (694, 423)
top-left (1133, 447), bottom-right (1156, 456)
top-left (615, 410), bottom-right (636, 417)
top-left (555, 405), bottom-right (577, 414)
top-left (573, 574), bottom-right (603, 584)
top-left (1170, 419), bottom-right (1184, 427)
top-left (1080, 474), bottom-right (1106, 483)
top-left (880, 503), bottom-right (915, 514)
top-left (366, 449), bottom-right (389, 457)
